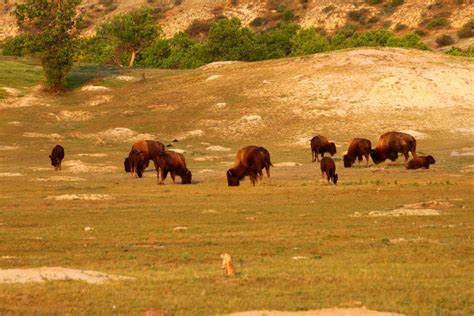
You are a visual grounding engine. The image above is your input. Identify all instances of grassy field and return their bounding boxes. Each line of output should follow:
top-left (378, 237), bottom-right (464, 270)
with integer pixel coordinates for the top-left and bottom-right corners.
top-left (0, 51), bottom-right (473, 315)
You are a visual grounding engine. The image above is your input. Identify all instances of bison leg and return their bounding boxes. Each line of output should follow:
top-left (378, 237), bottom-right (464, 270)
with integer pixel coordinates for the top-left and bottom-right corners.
top-left (403, 151), bottom-right (410, 165)
top-left (364, 154), bottom-right (370, 167)
top-left (170, 172), bottom-right (176, 184)
top-left (312, 150), bottom-right (316, 163)
top-left (152, 158), bottom-right (163, 185)
top-left (411, 148), bottom-right (417, 159)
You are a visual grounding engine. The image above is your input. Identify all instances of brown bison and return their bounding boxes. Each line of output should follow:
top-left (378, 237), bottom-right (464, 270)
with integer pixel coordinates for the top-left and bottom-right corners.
top-left (128, 149), bottom-right (145, 178)
top-left (49, 145), bottom-right (65, 171)
top-left (343, 138), bottom-right (372, 168)
top-left (320, 157), bottom-right (338, 184)
top-left (227, 146), bottom-right (272, 186)
top-left (370, 132), bottom-right (417, 164)
top-left (311, 135), bottom-right (336, 162)
top-left (406, 155), bottom-right (436, 170)
top-left (157, 151), bottom-right (192, 184)
top-left (123, 140), bottom-right (165, 183)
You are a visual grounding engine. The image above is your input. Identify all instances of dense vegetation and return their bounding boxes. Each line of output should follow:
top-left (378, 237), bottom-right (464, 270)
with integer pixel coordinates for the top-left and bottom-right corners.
top-left (2, 8), bottom-right (472, 73)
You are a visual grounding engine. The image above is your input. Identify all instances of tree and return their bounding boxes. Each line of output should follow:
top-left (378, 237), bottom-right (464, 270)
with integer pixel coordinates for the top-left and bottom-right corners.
top-left (14, 0), bottom-right (82, 91)
top-left (290, 28), bottom-right (330, 56)
top-left (96, 8), bottom-right (160, 67)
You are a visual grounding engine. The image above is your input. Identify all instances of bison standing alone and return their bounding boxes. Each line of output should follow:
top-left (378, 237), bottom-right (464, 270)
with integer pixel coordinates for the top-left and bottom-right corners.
top-left (343, 138), bottom-right (372, 168)
top-left (320, 157), bottom-right (338, 184)
top-left (311, 135), bottom-right (336, 162)
top-left (227, 146), bottom-right (272, 186)
top-left (157, 150), bottom-right (192, 184)
top-left (370, 132), bottom-right (417, 164)
top-left (406, 155), bottom-right (436, 170)
top-left (49, 145), bottom-right (65, 171)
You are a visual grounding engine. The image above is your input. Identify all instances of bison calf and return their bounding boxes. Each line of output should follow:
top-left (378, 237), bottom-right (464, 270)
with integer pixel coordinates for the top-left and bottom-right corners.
top-left (406, 155), bottom-right (436, 170)
top-left (128, 149), bottom-right (145, 178)
top-left (343, 138), bottom-right (372, 168)
top-left (49, 145), bottom-right (65, 171)
top-left (227, 146), bottom-right (272, 186)
top-left (311, 135), bottom-right (336, 162)
top-left (157, 151), bottom-right (192, 184)
top-left (320, 157), bottom-right (338, 184)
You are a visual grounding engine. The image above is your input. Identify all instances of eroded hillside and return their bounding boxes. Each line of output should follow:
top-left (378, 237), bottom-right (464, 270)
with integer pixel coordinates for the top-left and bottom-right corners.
top-left (1, 0), bottom-right (473, 47)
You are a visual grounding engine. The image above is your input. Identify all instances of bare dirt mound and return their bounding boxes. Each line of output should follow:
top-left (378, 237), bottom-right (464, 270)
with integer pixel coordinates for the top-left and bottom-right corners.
top-left (72, 127), bottom-right (155, 144)
top-left (47, 194), bottom-right (114, 201)
top-left (63, 160), bottom-right (117, 173)
top-left (0, 267), bottom-right (133, 284)
top-left (227, 308), bottom-right (403, 316)
top-left (352, 200), bottom-right (453, 217)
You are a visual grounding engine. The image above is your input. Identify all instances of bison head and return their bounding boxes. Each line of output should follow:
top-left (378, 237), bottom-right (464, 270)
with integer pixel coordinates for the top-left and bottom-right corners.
top-left (124, 157), bottom-right (131, 172)
top-left (328, 142), bottom-right (337, 156)
top-left (226, 169), bottom-right (240, 186)
top-left (333, 173), bottom-right (338, 185)
top-left (181, 170), bottom-right (192, 184)
top-left (49, 154), bottom-right (58, 168)
top-left (370, 149), bottom-right (384, 164)
top-left (343, 155), bottom-right (353, 168)
top-left (427, 155), bottom-right (436, 164)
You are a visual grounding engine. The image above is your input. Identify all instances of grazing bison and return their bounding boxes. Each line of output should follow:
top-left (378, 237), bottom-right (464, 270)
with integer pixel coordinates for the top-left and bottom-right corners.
top-left (227, 146), bottom-right (272, 186)
top-left (49, 145), bottom-right (65, 171)
top-left (311, 135), bottom-right (336, 162)
top-left (128, 149), bottom-right (145, 178)
top-left (123, 140), bottom-right (165, 183)
top-left (320, 157), bottom-right (338, 184)
top-left (406, 155), bottom-right (436, 170)
top-left (157, 151), bottom-right (192, 184)
top-left (343, 138), bottom-right (372, 168)
top-left (370, 132), bottom-right (417, 164)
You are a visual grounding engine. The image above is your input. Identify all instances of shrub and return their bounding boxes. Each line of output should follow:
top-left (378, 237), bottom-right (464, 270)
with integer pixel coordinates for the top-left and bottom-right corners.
top-left (435, 34), bottom-right (454, 47)
top-left (282, 9), bottom-right (295, 22)
top-left (445, 46), bottom-right (474, 57)
top-left (394, 23), bottom-right (407, 32)
top-left (347, 9), bottom-right (369, 23)
top-left (391, 0), bottom-right (403, 6)
top-left (457, 20), bottom-right (474, 38)
top-left (250, 17), bottom-right (269, 28)
top-left (290, 28), bottom-right (330, 56)
top-left (255, 23), bottom-right (300, 59)
top-left (426, 17), bottom-right (450, 29)
top-left (365, 0), bottom-right (383, 5)
top-left (186, 20), bottom-right (211, 39)
top-left (387, 33), bottom-right (428, 50)
top-left (415, 29), bottom-right (427, 37)
top-left (0, 34), bottom-right (30, 57)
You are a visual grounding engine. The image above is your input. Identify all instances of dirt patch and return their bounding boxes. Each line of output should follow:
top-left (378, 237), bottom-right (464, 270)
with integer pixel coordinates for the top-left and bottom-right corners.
top-left (193, 155), bottom-right (220, 162)
top-left (227, 308), bottom-right (403, 316)
top-left (206, 75), bottom-right (222, 81)
top-left (47, 194), bottom-right (114, 201)
top-left (0, 267), bottom-right (133, 284)
top-left (177, 129), bottom-right (204, 140)
top-left (147, 104), bottom-right (179, 112)
top-left (89, 95), bottom-right (112, 106)
top-left (7, 121), bottom-right (22, 126)
top-left (453, 127), bottom-right (474, 135)
top-left (32, 176), bottom-right (85, 182)
top-left (200, 61), bottom-right (239, 70)
top-left (0, 172), bottom-right (23, 177)
top-left (390, 237), bottom-right (440, 245)
top-left (354, 200), bottom-right (453, 217)
top-left (274, 162), bottom-right (302, 167)
top-left (451, 147), bottom-right (474, 157)
top-left (0, 85), bottom-right (47, 109)
top-left (63, 160), bottom-right (117, 173)
top-left (76, 153), bottom-right (108, 157)
top-left (58, 110), bottom-right (92, 121)
top-left (399, 130), bottom-right (429, 140)
top-left (461, 164), bottom-right (474, 173)
top-left (0, 145), bottom-right (19, 151)
top-left (1, 87), bottom-right (22, 97)
top-left (168, 149), bottom-right (186, 154)
top-left (116, 75), bottom-right (137, 82)
top-left (207, 145), bottom-right (231, 152)
top-left (72, 127), bottom-right (154, 144)
top-left (23, 132), bottom-right (63, 140)
top-left (81, 85), bottom-right (111, 92)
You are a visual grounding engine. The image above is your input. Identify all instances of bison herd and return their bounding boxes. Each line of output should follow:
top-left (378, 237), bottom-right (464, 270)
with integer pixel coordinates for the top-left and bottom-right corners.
top-left (49, 131), bottom-right (436, 186)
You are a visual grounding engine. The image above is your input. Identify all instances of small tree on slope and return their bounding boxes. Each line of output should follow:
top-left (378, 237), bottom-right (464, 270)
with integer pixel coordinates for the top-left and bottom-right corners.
top-left (14, 0), bottom-right (82, 91)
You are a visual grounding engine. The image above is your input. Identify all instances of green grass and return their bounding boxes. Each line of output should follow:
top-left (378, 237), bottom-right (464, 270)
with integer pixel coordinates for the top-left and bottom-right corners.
top-left (0, 58), bottom-right (42, 89)
top-left (0, 53), bottom-right (473, 315)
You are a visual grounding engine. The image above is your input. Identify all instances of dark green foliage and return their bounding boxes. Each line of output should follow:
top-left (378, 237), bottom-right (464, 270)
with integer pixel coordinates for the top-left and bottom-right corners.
top-left (282, 9), bottom-right (295, 22)
top-left (0, 34), bottom-right (30, 57)
top-left (96, 7), bottom-right (160, 66)
top-left (365, 0), bottom-right (383, 5)
top-left (255, 23), bottom-right (300, 59)
top-left (391, 0), bottom-right (404, 6)
top-left (14, 0), bottom-right (82, 91)
top-left (445, 46), bottom-right (474, 57)
top-left (290, 28), bottom-right (330, 56)
top-left (425, 17), bottom-right (450, 29)
top-left (435, 34), bottom-right (454, 47)
top-left (394, 23), bottom-right (407, 32)
top-left (457, 20), bottom-right (474, 38)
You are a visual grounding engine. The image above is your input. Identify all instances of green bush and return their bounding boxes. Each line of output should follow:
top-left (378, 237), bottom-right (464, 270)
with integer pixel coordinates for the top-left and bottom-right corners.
top-left (445, 46), bottom-right (474, 57)
top-left (365, 0), bottom-right (383, 5)
top-left (0, 35), bottom-right (30, 57)
top-left (290, 28), bottom-right (330, 56)
top-left (255, 23), bottom-right (300, 59)
top-left (391, 0), bottom-right (404, 6)
top-left (457, 20), bottom-right (474, 38)
top-left (282, 9), bottom-right (295, 22)
top-left (425, 17), bottom-right (450, 29)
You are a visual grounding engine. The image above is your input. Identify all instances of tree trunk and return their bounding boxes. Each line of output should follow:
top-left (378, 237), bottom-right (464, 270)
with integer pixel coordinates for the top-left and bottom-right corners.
top-left (128, 49), bottom-right (136, 67)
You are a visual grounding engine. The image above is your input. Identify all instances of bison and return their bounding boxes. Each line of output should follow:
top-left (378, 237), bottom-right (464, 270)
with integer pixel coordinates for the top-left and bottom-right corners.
top-left (157, 150), bottom-right (192, 184)
top-left (343, 138), bottom-right (372, 168)
top-left (123, 140), bottom-right (165, 183)
top-left (370, 132), bottom-right (417, 164)
top-left (320, 157), bottom-right (338, 184)
top-left (311, 135), bottom-right (336, 162)
top-left (49, 145), bottom-right (65, 171)
top-left (227, 146), bottom-right (272, 186)
top-left (406, 155), bottom-right (436, 170)
top-left (128, 149), bottom-right (145, 178)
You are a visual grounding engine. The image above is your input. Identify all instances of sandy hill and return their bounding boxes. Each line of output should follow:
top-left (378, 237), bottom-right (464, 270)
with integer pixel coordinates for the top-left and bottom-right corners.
top-left (1, 0), bottom-right (473, 48)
